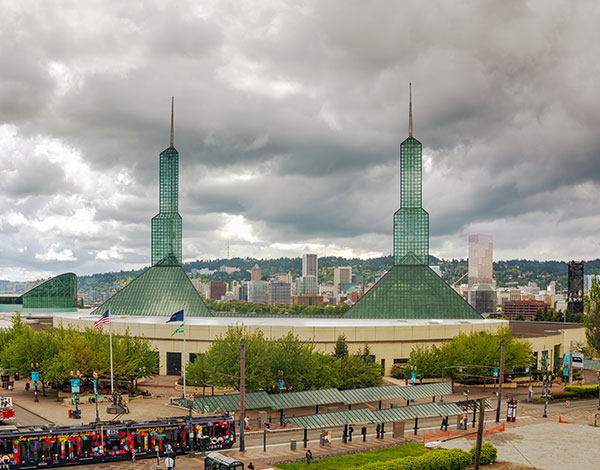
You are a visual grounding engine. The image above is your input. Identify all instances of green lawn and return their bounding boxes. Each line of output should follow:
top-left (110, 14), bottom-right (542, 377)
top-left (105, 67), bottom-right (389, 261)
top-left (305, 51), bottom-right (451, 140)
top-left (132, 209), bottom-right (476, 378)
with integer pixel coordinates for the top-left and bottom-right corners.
top-left (275, 443), bottom-right (429, 470)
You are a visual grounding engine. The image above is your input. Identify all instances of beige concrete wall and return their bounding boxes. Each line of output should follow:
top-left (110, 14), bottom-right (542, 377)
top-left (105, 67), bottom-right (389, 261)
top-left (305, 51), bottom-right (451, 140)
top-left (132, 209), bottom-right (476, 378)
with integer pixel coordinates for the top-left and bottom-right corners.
top-left (525, 327), bottom-right (587, 370)
top-left (54, 316), bottom-right (509, 375)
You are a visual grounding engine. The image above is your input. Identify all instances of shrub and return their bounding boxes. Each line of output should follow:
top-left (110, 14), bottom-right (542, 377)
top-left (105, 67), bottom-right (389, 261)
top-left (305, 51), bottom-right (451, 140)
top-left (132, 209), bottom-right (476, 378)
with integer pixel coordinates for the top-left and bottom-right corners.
top-left (359, 448), bottom-right (472, 470)
top-left (564, 385), bottom-right (599, 397)
top-left (469, 442), bottom-right (498, 465)
top-left (550, 391), bottom-right (577, 400)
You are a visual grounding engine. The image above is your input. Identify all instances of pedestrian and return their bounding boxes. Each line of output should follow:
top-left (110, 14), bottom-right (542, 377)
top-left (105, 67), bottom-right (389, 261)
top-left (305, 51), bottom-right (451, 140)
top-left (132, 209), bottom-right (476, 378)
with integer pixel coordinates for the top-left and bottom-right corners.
top-left (305, 449), bottom-right (312, 466)
top-left (248, 463), bottom-right (255, 470)
top-left (244, 416), bottom-right (250, 430)
top-left (349, 425), bottom-right (354, 442)
top-left (164, 455), bottom-right (174, 470)
top-left (376, 423), bottom-right (381, 439)
top-left (25, 382), bottom-right (30, 392)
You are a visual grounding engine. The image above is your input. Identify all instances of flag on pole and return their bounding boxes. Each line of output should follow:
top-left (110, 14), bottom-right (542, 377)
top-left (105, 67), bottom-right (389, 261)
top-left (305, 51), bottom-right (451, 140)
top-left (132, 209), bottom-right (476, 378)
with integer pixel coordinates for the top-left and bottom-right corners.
top-left (171, 323), bottom-right (184, 336)
top-left (166, 310), bottom-right (184, 323)
top-left (94, 309), bottom-right (110, 329)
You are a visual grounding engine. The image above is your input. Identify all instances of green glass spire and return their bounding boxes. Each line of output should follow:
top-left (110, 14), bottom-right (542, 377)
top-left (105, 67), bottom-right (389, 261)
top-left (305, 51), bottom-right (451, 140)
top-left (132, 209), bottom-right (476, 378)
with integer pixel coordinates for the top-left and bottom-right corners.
top-left (394, 84), bottom-right (429, 265)
top-left (151, 97), bottom-right (182, 266)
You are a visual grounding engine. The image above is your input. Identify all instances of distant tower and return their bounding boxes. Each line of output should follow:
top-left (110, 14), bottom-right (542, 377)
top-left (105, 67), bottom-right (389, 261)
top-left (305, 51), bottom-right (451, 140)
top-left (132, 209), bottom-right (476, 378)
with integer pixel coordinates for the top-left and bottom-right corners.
top-left (468, 234), bottom-right (493, 287)
top-left (568, 261), bottom-right (584, 314)
top-left (250, 264), bottom-right (262, 282)
top-left (151, 97), bottom-right (182, 266)
top-left (302, 254), bottom-right (318, 281)
top-left (394, 83), bottom-right (429, 265)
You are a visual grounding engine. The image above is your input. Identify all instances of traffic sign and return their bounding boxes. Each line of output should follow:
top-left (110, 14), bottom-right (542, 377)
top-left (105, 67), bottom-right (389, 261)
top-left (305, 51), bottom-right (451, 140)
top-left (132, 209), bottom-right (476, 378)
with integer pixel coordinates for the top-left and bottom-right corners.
top-left (563, 368), bottom-right (568, 376)
top-left (572, 353), bottom-right (584, 369)
top-left (31, 372), bottom-right (39, 382)
top-left (493, 368), bottom-right (499, 378)
top-left (93, 379), bottom-right (98, 395)
top-left (410, 372), bottom-right (417, 384)
top-left (70, 379), bottom-right (80, 394)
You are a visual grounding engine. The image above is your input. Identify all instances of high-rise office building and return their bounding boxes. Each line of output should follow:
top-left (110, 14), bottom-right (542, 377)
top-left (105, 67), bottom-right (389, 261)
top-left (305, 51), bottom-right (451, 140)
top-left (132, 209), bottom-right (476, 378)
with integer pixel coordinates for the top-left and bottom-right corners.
top-left (468, 234), bottom-right (493, 287)
top-left (268, 282), bottom-right (291, 305)
top-left (209, 280), bottom-right (227, 300)
top-left (333, 267), bottom-right (352, 293)
top-left (568, 261), bottom-right (584, 314)
top-left (249, 281), bottom-right (267, 304)
top-left (250, 264), bottom-right (262, 282)
top-left (296, 276), bottom-right (318, 294)
top-left (302, 254), bottom-right (318, 281)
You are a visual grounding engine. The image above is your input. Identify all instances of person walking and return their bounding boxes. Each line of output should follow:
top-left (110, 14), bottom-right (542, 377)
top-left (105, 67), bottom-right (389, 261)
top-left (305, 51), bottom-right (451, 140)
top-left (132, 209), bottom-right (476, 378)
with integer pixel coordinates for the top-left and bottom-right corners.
top-left (247, 463), bottom-right (255, 470)
top-left (164, 455), bottom-right (174, 470)
top-left (349, 425), bottom-right (354, 442)
top-left (305, 449), bottom-right (312, 466)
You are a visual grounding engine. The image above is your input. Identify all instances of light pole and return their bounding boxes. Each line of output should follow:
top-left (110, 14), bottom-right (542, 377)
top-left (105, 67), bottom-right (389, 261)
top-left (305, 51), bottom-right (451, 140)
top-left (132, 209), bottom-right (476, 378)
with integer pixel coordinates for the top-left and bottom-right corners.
top-left (70, 370), bottom-right (82, 419)
top-left (93, 372), bottom-right (100, 422)
top-left (31, 363), bottom-right (39, 402)
top-left (597, 371), bottom-right (600, 411)
top-left (527, 367), bottom-right (533, 403)
top-left (542, 375), bottom-right (549, 418)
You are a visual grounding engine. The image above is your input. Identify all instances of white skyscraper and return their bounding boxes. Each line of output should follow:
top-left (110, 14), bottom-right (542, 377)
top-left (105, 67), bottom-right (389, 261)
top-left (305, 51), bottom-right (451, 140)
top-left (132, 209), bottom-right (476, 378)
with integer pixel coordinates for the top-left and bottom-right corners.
top-left (468, 234), bottom-right (493, 288)
top-left (302, 254), bottom-right (318, 281)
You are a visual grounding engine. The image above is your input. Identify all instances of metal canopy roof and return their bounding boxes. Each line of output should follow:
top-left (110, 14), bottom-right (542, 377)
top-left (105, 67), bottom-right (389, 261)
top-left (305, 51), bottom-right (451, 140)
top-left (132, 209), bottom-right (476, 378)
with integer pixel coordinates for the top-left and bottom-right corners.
top-left (186, 391), bottom-right (275, 413)
top-left (400, 382), bottom-right (453, 400)
top-left (339, 385), bottom-right (407, 405)
top-left (286, 408), bottom-right (377, 430)
top-left (285, 401), bottom-right (468, 428)
top-left (183, 383), bottom-right (453, 414)
top-left (269, 388), bottom-right (344, 409)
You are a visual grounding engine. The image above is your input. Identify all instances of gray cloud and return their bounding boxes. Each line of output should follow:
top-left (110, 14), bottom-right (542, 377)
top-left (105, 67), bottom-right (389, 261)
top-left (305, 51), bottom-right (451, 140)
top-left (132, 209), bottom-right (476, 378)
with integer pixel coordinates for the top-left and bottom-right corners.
top-left (1, 0), bottom-right (599, 279)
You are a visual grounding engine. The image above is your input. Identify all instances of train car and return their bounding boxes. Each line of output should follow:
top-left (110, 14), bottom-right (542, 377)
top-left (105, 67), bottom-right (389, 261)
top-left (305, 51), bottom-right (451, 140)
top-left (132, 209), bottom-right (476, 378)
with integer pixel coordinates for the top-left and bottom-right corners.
top-left (0, 398), bottom-right (15, 421)
top-left (0, 414), bottom-right (234, 469)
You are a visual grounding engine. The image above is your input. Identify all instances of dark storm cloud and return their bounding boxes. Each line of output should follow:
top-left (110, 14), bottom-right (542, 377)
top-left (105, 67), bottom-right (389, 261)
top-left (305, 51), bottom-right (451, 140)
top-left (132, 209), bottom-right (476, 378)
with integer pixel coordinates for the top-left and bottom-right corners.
top-left (1, 0), bottom-right (599, 279)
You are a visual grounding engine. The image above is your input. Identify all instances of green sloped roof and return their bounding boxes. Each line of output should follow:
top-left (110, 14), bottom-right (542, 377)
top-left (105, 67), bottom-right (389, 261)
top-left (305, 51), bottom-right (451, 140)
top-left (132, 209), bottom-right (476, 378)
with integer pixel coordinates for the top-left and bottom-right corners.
top-left (339, 385), bottom-right (407, 405)
top-left (373, 402), bottom-right (445, 422)
top-left (91, 265), bottom-right (211, 317)
top-left (183, 391), bottom-right (276, 414)
top-left (269, 388), bottom-right (345, 409)
top-left (286, 409), bottom-right (377, 429)
top-left (400, 382), bottom-right (453, 401)
top-left (344, 264), bottom-right (482, 319)
top-left (437, 403), bottom-right (465, 416)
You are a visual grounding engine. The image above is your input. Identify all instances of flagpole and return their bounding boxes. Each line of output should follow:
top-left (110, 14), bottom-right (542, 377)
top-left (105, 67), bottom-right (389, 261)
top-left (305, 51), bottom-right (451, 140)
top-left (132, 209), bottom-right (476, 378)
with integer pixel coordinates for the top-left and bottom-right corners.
top-left (109, 310), bottom-right (114, 397)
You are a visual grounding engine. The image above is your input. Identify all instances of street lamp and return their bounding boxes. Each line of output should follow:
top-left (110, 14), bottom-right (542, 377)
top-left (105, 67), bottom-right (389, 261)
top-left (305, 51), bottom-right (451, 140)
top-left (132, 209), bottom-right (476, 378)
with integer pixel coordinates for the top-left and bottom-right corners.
top-left (542, 375), bottom-right (549, 418)
top-left (597, 371), bottom-right (600, 411)
top-left (30, 363), bottom-right (39, 402)
top-left (70, 370), bottom-right (82, 419)
top-left (440, 366), bottom-right (464, 404)
top-left (93, 372), bottom-right (100, 422)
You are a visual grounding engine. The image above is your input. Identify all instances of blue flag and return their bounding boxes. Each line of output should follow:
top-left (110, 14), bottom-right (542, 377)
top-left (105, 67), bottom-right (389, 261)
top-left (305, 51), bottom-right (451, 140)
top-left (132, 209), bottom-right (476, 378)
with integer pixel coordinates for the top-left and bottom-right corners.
top-left (166, 310), bottom-right (184, 323)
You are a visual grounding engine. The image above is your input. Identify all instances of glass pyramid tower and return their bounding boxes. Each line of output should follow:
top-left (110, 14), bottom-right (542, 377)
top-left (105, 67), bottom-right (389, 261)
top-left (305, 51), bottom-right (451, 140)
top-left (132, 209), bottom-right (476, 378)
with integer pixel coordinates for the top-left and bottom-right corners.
top-left (93, 98), bottom-right (211, 317)
top-left (345, 86), bottom-right (480, 319)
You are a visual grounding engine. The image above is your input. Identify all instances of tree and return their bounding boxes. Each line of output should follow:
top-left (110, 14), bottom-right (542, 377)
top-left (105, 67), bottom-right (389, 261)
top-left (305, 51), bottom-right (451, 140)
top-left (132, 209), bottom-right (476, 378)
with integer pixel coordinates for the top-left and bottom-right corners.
top-left (585, 278), bottom-right (600, 358)
top-left (334, 335), bottom-right (349, 359)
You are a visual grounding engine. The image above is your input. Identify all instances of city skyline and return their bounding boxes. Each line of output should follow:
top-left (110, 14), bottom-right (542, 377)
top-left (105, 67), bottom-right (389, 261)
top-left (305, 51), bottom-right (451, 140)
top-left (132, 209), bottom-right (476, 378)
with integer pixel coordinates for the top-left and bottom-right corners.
top-left (1, 1), bottom-right (599, 281)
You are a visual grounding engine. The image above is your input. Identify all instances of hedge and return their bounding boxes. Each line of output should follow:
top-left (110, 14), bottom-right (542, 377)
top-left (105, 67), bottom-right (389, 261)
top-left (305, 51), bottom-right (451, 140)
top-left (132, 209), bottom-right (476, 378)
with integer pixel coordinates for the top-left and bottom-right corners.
top-left (359, 448), bottom-right (472, 470)
top-left (564, 385), bottom-right (599, 397)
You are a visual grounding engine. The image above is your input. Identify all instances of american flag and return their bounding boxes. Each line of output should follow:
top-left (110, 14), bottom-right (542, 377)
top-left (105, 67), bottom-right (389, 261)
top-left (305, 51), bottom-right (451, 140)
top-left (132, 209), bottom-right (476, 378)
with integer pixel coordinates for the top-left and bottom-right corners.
top-left (94, 309), bottom-right (110, 329)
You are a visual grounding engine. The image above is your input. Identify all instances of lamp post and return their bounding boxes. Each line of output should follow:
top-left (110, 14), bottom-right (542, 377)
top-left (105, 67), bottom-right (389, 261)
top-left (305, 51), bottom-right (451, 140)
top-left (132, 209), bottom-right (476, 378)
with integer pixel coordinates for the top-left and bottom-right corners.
top-left (527, 367), bottom-right (533, 403)
top-left (542, 375), bottom-right (548, 418)
top-left (440, 366), bottom-right (464, 404)
top-left (93, 372), bottom-right (100, 422)
top-left (31, 363), bottom-right (39, 402)
top-left (70, 370), bottom-right (82, 418)
top-left (597, 371), bottom-right (600, 411)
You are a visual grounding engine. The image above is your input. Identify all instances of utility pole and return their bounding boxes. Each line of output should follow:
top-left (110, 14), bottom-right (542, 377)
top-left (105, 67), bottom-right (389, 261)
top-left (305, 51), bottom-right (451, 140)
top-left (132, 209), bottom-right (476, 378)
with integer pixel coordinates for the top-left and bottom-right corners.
top-left (239, 340), bottom-right (246, 452)
top-left (568, 340), bottom-right (573, 386)
top-left (496, 340), bottom-right (505, 423)
top-left (473, 398), bottom-right (486, 470)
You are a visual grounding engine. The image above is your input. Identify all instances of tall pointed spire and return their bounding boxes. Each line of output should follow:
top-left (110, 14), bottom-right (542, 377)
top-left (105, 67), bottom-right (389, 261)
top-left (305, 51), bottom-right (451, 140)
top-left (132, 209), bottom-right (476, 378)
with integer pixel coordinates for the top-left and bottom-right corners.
top-left (408, 83), bottom-right (413, 137)
top-left (170, 96), bottom-right (175, 148)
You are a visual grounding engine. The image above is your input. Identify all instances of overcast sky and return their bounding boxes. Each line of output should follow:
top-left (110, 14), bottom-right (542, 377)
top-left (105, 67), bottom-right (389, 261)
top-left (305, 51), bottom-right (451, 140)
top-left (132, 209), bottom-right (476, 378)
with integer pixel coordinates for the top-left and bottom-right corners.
top-left (1, 0), bottom-right (599, 281)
